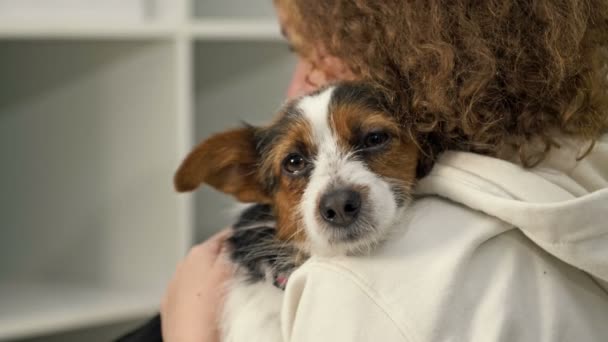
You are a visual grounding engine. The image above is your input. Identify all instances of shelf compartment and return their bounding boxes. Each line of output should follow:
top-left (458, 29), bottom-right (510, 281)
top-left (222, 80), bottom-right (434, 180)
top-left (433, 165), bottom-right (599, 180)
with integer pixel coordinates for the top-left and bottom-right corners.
top-left (0, 282), bottom-right (159, 341)
top-left (0, 0), bottom-right (147, 21)
top-left (0, 0), bottom-right (180, 39)
top-left (0, 0), bottom-right (179, 23)
top-left (190, 19), bottom-right (282, 41)
top-left (0, 23), bottom-right (175, 40)
top-left (0, 40), bottom-right (182, 339)
top-left (191, 41), bottom-right (294, 241)
top-left (192, 0), bottom-right (276, 20)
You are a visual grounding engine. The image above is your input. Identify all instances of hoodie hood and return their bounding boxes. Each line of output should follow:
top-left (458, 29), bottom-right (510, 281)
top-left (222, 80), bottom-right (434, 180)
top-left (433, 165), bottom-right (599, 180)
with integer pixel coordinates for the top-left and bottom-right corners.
top-left (416, 134), bottom-right (608, 283)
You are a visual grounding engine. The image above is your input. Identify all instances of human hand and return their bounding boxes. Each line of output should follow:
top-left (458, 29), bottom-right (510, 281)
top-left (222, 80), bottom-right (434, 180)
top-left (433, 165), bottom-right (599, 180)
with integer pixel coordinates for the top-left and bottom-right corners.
top-left (161, 229), bottom-right (234, 342)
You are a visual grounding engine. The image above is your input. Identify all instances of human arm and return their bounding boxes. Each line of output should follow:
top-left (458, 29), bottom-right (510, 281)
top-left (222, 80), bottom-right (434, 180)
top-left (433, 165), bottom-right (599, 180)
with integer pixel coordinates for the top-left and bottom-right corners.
top-left (161, 229), bottom-right (234, 342)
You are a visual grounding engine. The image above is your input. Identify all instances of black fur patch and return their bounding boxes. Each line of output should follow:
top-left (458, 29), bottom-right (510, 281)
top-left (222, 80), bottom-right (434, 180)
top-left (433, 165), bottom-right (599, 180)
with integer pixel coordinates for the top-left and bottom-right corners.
top-left (234, 204), bottom-right (274, 228)
top-left (329, 82), bottom-right (391, 113)
top-left (228, 204), bottom-right (300, 286)
top-left (254, 104), bottom-right (304, 193)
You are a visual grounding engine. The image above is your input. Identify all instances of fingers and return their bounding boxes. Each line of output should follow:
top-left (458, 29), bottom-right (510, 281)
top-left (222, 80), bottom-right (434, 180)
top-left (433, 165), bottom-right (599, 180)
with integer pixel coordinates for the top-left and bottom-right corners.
top-left (162, 229), bottom-right (233, 308)
top-left (160, 229), bottom-right (235, 342)
top-left (207, 228), bottom-right (233, 255)
top-left (184, 229), bottom-right (232, 272)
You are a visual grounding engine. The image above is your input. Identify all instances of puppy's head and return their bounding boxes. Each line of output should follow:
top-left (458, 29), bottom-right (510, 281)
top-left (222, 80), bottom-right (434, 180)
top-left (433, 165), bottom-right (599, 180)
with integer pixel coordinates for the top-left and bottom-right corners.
top-left (175, 83), bottom-right (419, 255)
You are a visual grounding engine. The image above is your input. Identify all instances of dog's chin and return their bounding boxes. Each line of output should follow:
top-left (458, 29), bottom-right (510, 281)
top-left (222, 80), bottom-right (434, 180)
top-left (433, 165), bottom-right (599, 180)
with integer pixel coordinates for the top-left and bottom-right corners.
top-left (307, 220), bottom-right (389, 257)
top-left (306, 203), bottom-right (409, 257)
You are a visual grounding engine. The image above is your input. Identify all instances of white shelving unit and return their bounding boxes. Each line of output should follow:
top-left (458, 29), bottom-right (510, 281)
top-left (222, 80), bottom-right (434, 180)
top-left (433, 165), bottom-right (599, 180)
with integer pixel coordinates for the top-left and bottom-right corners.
top-left (0, 1), bottom-right (294, 341)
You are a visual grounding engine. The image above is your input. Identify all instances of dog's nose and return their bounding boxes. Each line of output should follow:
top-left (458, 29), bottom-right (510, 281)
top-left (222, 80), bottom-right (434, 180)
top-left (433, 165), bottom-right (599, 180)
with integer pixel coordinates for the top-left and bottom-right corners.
top-left (319, 188), bottom-right (361, 227)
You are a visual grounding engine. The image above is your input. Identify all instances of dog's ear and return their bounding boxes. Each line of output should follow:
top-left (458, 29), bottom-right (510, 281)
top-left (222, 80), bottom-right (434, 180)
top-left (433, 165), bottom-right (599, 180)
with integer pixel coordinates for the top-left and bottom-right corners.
top-left (174, 127), bottom-right (270, 203)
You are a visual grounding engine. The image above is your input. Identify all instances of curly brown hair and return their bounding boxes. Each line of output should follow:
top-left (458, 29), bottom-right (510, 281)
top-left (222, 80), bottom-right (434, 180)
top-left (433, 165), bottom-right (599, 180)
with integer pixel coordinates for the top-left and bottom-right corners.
top-left (278, 0), bottom-right (608, 168)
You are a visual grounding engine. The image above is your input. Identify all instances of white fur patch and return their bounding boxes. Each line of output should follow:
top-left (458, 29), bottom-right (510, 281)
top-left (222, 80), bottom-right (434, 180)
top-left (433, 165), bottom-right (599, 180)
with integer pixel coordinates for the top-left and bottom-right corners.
top-left (221, 273), bottom-right (284, 342)
top-left (298, 87), bottom-right (336, 146)
top-left (297, 87), bottom-right (403, 255)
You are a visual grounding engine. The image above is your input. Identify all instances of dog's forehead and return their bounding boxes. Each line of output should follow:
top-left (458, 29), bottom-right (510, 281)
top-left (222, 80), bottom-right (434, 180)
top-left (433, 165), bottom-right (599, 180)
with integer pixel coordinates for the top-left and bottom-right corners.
top-left (259, 86), bottom-right (336, 153)
top-left (296, 86), bottom-right (336, 142)
top-left (293, 84), bottom-right (390, 141)
top-left (259, 83), bottom-right (389, 157)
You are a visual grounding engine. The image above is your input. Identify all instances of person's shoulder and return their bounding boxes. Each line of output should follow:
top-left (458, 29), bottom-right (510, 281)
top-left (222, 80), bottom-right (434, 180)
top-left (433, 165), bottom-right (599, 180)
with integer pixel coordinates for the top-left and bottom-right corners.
top-left (284, 256), bottom-right (419, 342)
top-left (285, 196), bottom-right (512, 340)
top-left (296, 195), bottom-right (510, 282)
top-left (288, 195), bottom-right (608, 341)
top-left (316, 195), bottom-right (510, 270)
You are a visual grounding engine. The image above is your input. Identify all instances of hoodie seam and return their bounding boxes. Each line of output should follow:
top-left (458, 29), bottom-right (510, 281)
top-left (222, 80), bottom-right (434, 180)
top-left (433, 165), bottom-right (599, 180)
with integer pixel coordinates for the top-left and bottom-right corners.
top-left (428, 172), bottom-right (608, 245)
top-left (420, 172), bottom-right (515, 199)
top-left (422, 171), bottom-right (608, 280)
top-left (424, 173), bottom-right (558, 245)
top-left (300, 260), bottom-right (419, 342)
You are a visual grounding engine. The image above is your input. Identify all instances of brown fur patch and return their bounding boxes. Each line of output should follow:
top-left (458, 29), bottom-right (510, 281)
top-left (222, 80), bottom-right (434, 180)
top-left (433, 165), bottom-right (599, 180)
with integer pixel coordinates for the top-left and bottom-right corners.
top-left (260, 116), bottom-right (316, 180)
top-left (260, 115), bottom-right (316, 242)
top-left (274, 180), bottom-right (308, 242)
top-left (366, 135), bottom-right (419, 199)
top-left (331, 103), bottom-right (418, 197)
top-left (174, 127), bottom-right (271, 203)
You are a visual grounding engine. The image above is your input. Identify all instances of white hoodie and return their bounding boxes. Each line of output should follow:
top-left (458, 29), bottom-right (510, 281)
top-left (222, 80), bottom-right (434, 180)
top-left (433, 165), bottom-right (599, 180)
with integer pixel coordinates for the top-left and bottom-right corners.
top-left (281, 134), bottom-right (608, 342)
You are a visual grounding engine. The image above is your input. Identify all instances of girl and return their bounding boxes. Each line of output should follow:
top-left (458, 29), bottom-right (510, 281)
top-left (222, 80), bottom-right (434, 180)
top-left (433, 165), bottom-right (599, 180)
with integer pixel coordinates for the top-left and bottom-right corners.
top-left (161, 1), bottom-right (608, 341)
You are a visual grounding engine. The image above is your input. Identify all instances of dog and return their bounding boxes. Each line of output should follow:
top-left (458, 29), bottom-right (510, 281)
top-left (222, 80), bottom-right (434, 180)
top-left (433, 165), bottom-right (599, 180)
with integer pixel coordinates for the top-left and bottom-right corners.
top-left (175, 82), bottom-right (419, 342)
top-left (116, 82), bottom-right (419, 342)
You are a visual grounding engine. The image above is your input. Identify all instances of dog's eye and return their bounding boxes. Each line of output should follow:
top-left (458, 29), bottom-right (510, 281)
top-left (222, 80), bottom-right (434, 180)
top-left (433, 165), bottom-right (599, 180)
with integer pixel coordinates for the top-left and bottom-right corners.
top-left (283, 153), bottom-right (308, 175)
top-left (363, 132), bottom-right (390, 148)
